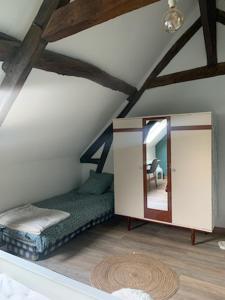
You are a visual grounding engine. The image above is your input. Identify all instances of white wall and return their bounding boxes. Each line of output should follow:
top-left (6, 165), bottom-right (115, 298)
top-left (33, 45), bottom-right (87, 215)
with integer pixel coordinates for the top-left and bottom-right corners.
top-left (0, 157), bottom-right (80, 211)
top-left (0, 67), bottom-right (124, 211)
top-left (147, 146), bottom-right (156, 163)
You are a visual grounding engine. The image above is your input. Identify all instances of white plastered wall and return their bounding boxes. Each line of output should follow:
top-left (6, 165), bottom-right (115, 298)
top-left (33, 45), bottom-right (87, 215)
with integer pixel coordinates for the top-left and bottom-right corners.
top-left (0, 67), bottom-right (125, 211)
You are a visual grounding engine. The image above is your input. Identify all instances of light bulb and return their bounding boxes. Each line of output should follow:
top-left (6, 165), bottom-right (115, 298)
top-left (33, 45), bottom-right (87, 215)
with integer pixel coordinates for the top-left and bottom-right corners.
top-left (163, 2), bottom-right (184, 33)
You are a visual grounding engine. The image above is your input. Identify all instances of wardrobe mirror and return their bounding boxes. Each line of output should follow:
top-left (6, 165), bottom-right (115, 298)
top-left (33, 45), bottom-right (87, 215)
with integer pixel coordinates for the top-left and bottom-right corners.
top-left (144, 118), bottom-right (169, 212)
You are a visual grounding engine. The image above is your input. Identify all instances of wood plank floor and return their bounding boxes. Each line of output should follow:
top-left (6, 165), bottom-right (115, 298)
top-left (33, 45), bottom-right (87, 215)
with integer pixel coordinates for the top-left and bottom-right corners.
top-left (36, 218), bottom-right (225, 300)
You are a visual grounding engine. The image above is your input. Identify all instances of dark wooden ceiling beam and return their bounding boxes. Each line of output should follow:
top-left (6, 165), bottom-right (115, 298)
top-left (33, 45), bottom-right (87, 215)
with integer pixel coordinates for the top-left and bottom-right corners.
top-left (199, 0), bottom-right (217, 66)
top-left (80, 18), bottom-right (201, 171)
top-left (0, 0), bottom-right (62, 126)
top-left (0, 35), bottom-right (136, 96)
top-left (147, 63), bottom-right (225, 89)
top-left (0, 32), bottom-right (20, 43)
top-left (43, 0), bottom-right (160, 42)
top-left (216, 9), bottom-right (225, 25)
top-left (39, 51), bottom-right (136, 95)
top-left (0, 39), bottom-right (17, 61)
top-left (58, 0), bottom-right (70, 8)
top-left (96, 135), bottom-right (113, 173)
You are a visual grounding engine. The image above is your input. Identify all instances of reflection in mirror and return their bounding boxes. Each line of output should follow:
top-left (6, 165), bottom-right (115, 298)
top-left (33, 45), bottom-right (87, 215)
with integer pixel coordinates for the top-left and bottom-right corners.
top-left (144, 118), bottom-right (168, 211)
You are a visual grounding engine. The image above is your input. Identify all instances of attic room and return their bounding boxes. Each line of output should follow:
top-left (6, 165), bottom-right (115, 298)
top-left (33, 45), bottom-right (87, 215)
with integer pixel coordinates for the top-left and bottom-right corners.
top-left (0, 0), bottom-right (225, 299)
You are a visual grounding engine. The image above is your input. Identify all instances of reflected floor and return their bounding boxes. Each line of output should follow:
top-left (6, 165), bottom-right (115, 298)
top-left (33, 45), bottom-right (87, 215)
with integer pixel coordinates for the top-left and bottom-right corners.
top-left (147, 179), bottom-right (168, 211)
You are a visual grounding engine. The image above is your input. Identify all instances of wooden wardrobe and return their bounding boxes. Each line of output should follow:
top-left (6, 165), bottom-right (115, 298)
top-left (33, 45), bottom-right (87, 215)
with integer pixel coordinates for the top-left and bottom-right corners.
top-left (113, 112), bottom-right (216, 244)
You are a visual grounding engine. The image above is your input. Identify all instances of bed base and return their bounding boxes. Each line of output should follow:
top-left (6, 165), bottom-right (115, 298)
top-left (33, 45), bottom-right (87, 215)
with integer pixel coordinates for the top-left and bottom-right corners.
top-left (3, 211), bottom-right (114, 261)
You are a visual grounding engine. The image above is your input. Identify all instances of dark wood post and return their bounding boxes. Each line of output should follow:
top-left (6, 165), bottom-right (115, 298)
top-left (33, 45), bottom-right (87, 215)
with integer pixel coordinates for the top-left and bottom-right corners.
top-left (191, 229), bottom-right (196, 245)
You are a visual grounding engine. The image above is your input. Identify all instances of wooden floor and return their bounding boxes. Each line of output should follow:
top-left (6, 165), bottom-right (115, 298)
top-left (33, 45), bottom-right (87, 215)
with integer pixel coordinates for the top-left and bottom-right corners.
top-left (36, 217), bottom-right (225, 300)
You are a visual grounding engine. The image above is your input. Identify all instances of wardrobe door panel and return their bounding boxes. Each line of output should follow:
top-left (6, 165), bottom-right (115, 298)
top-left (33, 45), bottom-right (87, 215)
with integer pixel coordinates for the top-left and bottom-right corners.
top-left (171, 130), bottom-right (212, 231)
top-left (171, 112), bottom-right (211, 127)
top-left (113, 131), bottom-right (144, 219)
top-left (113, 118), bottom-right (143, 129)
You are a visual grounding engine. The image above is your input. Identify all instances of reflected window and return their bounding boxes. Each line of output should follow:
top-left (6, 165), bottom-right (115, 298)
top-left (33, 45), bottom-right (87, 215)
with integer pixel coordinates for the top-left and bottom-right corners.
top-left (145, 119), bottom-right (168, 211)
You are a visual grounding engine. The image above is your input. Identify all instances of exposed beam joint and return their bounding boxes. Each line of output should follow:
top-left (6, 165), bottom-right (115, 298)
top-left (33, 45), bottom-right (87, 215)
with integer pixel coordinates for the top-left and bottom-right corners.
top-left (199, 0), bottom-right (217, 66)
top-left (43, 0), bottom-right (160, 42)
top-left (145, 18), bottom-right (202, 80)
top-left (80, 124), bottom-right (113, 165)
top-left (87, 158), bottom-right (100, 164)
top-left (96, 136), bottom-right (113, 173)
top-left (0, 0), bottom-right (61, 126)
top-left (147, 63), bottom-right (225, 89)
top-left (0, 34), bottom-right (136, 96)
top-left (118, 18), bottom-right (202, 118)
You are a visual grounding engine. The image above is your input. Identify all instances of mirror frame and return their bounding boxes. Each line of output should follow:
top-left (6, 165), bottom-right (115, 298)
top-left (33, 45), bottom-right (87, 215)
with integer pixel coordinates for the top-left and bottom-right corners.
top-left (143, 116), bottom-right (172, 223)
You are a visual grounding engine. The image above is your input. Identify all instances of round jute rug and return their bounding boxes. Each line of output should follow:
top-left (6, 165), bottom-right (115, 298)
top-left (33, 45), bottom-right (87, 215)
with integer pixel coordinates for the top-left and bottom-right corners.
top-left (90, 253), bottom-right (179, 300)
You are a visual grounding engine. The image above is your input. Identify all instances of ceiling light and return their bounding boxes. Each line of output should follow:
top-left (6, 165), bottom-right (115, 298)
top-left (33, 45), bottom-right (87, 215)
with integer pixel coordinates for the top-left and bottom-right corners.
top-left (163, 0), bottom-right (184, 33)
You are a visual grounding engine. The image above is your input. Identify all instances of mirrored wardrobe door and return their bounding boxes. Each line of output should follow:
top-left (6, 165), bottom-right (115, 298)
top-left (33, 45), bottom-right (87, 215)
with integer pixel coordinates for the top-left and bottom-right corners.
top-left (143, 116), bottom-right (172, 223)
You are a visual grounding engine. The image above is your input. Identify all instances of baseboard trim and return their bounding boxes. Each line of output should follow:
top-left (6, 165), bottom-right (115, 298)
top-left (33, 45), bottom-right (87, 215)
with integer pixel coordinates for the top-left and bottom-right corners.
top-left (214, 227), bottom-right (225, 234)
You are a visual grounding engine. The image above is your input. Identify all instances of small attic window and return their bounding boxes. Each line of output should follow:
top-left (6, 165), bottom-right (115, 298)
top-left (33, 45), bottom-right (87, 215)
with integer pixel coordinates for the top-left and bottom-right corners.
top-left (146, 119), bottom-right (167, 144)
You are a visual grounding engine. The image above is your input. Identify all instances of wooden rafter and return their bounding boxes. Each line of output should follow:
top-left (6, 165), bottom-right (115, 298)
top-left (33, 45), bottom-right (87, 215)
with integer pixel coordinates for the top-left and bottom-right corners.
top-left (39, 51), bottom-right (136, 95)
top-left (147, 63), bottom-right (225, 89)
top-left (0, 35), bottom-right (136, 96)
top-left (118, 18), bottom-right (202, 118)
top-left (43, 0), bottom-right (160, 42)
top-left (199, 0), bottom-right (217, 66)
top-left (96, 135), bottom-right (113, 173)
top-left (80, 124), bottom-right (113, 167)
top-left (80, 18), bottom-right (202, 172)
top-left (216, 9), bottom-right (225, 25)
top-left (58, 0), bottom-right (70, 8)
top-left (0, 32), bottom-right (20, 43)
top-left (0, 0), bottom-right (62, 126)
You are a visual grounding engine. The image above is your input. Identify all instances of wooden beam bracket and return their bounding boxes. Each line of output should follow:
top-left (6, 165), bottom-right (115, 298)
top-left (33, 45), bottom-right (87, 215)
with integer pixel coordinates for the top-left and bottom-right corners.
top-left (147, 63), bottom-right (225, 89)
top-left (216, 9), bottom-right (225, 25)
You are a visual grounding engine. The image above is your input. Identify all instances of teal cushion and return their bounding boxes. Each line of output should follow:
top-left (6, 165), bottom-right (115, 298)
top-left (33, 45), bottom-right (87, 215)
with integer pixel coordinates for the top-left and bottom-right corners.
top-left (78, 170), bottom-right (113, 195)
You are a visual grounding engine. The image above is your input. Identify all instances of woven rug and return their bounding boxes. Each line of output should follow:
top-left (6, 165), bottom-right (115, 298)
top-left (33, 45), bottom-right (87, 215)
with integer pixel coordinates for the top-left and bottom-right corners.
top-left (90, 253), bottom-right (179, 300)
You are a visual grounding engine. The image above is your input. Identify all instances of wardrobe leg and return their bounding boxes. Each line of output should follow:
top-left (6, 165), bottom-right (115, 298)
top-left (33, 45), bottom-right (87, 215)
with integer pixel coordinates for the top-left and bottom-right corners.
top-left (128, 217), bottom-right (132, 231)
top-left (191, 229), bottom-right (196, 245)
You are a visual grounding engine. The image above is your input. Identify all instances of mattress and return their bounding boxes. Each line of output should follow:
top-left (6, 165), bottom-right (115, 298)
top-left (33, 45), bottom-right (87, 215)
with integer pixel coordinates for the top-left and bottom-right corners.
top-left (2, 191), bottom-right (114, 260)
top-left (0, 273), bottom-right (49, 300)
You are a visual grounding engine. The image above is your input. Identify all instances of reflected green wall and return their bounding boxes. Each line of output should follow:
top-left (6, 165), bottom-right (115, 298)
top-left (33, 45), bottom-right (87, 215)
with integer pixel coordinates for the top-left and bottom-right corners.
top-left (155, 135), bottom-right (167, 176)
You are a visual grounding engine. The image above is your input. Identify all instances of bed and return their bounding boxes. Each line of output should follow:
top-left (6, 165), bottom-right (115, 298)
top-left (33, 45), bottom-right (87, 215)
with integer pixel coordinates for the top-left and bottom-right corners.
top-left (1, 190), bottom-right (114, 261)
top-left (0, 250), bottom-right (116, 300)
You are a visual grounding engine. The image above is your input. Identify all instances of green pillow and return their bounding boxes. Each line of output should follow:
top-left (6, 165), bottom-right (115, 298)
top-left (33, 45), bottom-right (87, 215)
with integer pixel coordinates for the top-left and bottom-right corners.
top-left (78, 170), bottom-right (113, 195)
